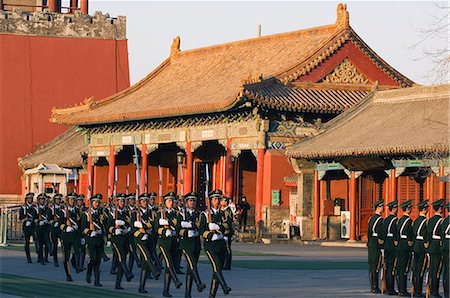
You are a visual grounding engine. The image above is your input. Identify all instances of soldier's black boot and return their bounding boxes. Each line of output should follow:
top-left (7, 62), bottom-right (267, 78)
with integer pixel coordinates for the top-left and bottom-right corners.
top-left (115, 266), bottom-right (124, 290)
top-left (25, 244), bottom-right (32, 263)
top-left (209, 275), bottom-right (219, 298)
top-left (94, 262), bottom-right (102, 287)
top-left (86, 261), bottom-right (93, 283)
top-left (185, 273), bottom-right (193, 298)
top-left (102, 251), bottom-right (110, 262)
top-left (110, 253), bottom-right (118, 274)
top-left (147, 258), bottom-right (160, 280)
top-left (163, 271), bottom-right (172, 297)
top-left (399, 274), bottom-right (410, 296)
top-left (168, 265), bottom-right (182, 288)
top-left (413, 274), bottom-right (423, 297)
top-left (152, 250), bottom-right (163, 272)
top-left (387, 273), bottom-right (398, 295)
top-left (75, 252), bottom-right (84, 273)
top-left (215, 270), bottom-right (231, 295)
top-left (64, 261), bottom-right (73, 281)
top-left (128, 254), bottom-right (135, 275)
top-left (138, 269), bottom-right (148, 293)
top-left (191, 266), bottom-right (206, 292)
top-left (71, 254), bottom-right (77, 269)
top-left (119, 261), bottom-right (133, 282)
top-left (80, 251), bottom-right (86, 270)
top-left (44, 244), bottom-right (50, 263)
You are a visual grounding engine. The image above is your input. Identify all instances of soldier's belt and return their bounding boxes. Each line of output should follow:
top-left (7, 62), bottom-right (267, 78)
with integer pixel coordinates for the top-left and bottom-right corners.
top-left (387, 233), bottom-right (393, 237)
top-left (416, 236), bottom-right (424, 240)
top-left (372, 233), bottom-right (378, 237)
top-left (446, 235), bottom-right (450, 239)
top-left (432, 235), bottom-right (441, 240)
top-left (400, 235), bottom-right (407, 239)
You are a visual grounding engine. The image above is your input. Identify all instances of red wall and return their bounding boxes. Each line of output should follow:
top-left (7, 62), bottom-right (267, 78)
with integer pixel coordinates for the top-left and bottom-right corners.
top-left (262, 150), bottom-right (294, 208)
top-left (0, 34), bottom-right (130, 196)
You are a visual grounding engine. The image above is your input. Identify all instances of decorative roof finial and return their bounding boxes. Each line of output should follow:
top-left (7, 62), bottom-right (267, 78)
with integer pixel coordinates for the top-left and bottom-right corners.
top-left (336, 3), bottom-right (349, 28)
top-left (171, 36), bottom-right (181, 57)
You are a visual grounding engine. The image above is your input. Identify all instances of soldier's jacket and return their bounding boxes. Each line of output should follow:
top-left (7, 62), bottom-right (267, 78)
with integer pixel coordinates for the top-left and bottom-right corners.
top-left (367, 213), bottom-right (384, 249)
top-left (426, 214), bottom-right (443, 254)
top-left (49, 204), bottom-right (64, 234)
top-left (148, 205), bottom-right (159, 242)
top-left (107, 208), bottom-right (131, 245)
top-left (58, 205), bottom-right (81, 242)
top-left (199, 208), bottom-right (227, 253)
top-left (222, 207), bottom-right (234, 236)
top-left (34, 205), bottom-right (52, 233)
top-left (19, 203), bottom-right (37, 231)
top-left (77, 206), bottom-right (88, 238)
top-left (396, 214), bottom-right (413, 251)
top-left (176, 208), bottom-right (202, 252)
top-left (155, 208), bottom-right (178, 248)
top-left (130, 207), bottom-right (154, 244)
top-left (412, 214), bottom-right (428, 253)
top-left (440, 215), bottom-right (449, 253)
top-left (81, 208), bottom-right (104, 246)
top-left (382, 214), bottom-right (398, 251)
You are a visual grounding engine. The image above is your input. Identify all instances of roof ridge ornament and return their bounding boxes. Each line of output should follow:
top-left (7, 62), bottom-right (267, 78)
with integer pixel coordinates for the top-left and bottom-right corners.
top-left (171, 36), bottom-right (181, 58)
top-left (336, 3), bottom-right (350, 28)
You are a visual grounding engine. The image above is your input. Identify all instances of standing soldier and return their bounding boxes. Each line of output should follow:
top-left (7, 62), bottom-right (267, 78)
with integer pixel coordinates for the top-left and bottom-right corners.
top-left (382, 200), bottom-right (398, 295)
top-left (396, 200), bottom-right (413, 296)
top-left (412, 200), bottom-right (429, 297)
top-left (156, 191), bottom-right (183, 297)
top-left (441, 202), bottom-right (449, 298)
top-left (19, 192), bottom-right (37, 263)
top-left (81, 194), bottom-right (105, 287)
top-left (220, 196), bottom-right (233, 270)
top-left (108, 194), bottom-right (134, 290)
top-left (35, 193), bottom-right (52, 265)
top-left (131, 193), bottom-right (160, 293)
top-left (50, 193), bottom-right (64, 267)
top-left (176, 192), bottom-right (207, 298)
top-left (59, 193), bottom-right (82, 281)
top-left (367, 199), bottom-right (384, 294)
top-left (200, 190), bottom-right (232, 297)
top-left (426, 198), bottom-right (445, 298)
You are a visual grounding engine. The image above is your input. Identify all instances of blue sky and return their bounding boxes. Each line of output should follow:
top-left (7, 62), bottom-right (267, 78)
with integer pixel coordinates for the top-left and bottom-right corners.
top-left (90, 1), bottom-right (448, 85)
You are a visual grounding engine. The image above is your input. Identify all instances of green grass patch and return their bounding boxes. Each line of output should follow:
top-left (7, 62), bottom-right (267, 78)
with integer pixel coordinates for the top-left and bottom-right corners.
top-left (0, 273), bottom-right (150, 298)
top-left (200, 260), bottom-right (368, 270)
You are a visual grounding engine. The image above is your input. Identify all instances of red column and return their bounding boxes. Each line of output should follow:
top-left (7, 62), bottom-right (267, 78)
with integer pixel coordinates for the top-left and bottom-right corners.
top-left (384, 177), bottom-right (390, 217)
top-left (439, 166), bottom-right (445, 198)
top-left (390, 169), bottom-right (396, 203)
top-left (80, 0), bottom-right (88, 14)
top-left (313, 170), bottom-right (320, 240)
top-left (225, 139), bottom-right (233, 197)
top-left (70, 0), bottom-right (78, 13)
top-left (140, 144), bottom-right (148, 194)
top-left (48, 0), bottom-right (57, 12)
top-left (87, 154), bottom-right (93, 204)
top-left (349, 171), bottom-right (357, 241)
top-left (108, 146), bottom-right (115, 198)
top-left (255, 149), bottom-right (265, 237)
top-left (212, 162), bottom-right (217, 190)
top-left (429, 173), bottom-right (435, 218)
top-left (184, 142), bottom-right (193, 194)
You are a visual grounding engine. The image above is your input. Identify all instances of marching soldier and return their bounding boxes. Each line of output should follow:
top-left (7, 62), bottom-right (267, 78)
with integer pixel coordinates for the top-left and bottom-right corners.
top-left (156, 191), bottom-right (183, 297)
top-left (441, 202), bottom-right (449, 298)
top-left (19, 192), bottom-right (37, 263)
top-left (35, 193), bottom-right (52, 265)
top-left (396, 199), bottom-right (413, 296)
top-left (174, 195), bottom-right (185, 275)
top-left (367, 199), bottom-right (384, 294)
top-left (200, 190), bottom-right (232, 297)
top-left (127, 193), bottom-right (141, 274)
top-left (81, 194), bottom-right (105, 287)
top-left (59, 193), bottom-right (83, 281)
top-left (412, 200), bottom-right (429, 297)
top-left (131, 193), bottom-right (160, 293)
top-left (108, 194), bottom-right (134, 290)
top-left (220, 196), bottom-right (233, 270)
top-left (148, 192), bottom-right (162, 272)
top-left (50, 193), bottom-right (64, 267)
top-left (426, 198), bottom-right (445, 298)
top-left (382, 200), bottom-right (399, 295)
top-left (176, 192), bottom-right (207, 298)
top-left (76, 194), bottom-right (87, 271)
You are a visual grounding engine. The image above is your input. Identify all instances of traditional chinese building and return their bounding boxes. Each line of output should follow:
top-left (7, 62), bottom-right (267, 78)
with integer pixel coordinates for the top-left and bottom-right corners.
top-left (21, 4), bottom-right (414, 236)
top-left (287, 84), bottom-right (449, 241)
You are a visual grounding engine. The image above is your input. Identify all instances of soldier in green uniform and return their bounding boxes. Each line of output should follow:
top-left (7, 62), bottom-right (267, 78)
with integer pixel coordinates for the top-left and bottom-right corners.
top-left (49, 193), bottom-right (64, 267)
top-left (107, 194), bottom-right (134, 290)
top-left (19, 192), bottom-right (37, 263)
top-left (76, 194), bottom-right (87, 271)
top-left (441, 202), bottom-right (449, 298)
top-left (131, 193), bottom-right (161, 293)
top-left (412, 200), bottom-right (429, 297)
top-left (176, 192), bottom-right (207, 298)
top-left (382, 200), bottom-right (399, 295)
top-left (396, 199), bottom-right (414, 296)
top-left (220, 196), bottom-right (234, 270)
top-left (81, 194), bottom-right (105, 287)
top-left (59, 193), bottom-right (83, 281)
top-left (35, 193), bottom-right (52, 265)
top-left (199, 190), bottom-right (232, 297)
top-left (156, 191), bottom-right (183, 297)
top-left (426, 198), bottom-right (445, 298)
top-left (367, 199), bottom-right (384, 294)
top-left (148, 192), bottom-right (162, 272)
top-left (127, 193), bottom-right (141, 274)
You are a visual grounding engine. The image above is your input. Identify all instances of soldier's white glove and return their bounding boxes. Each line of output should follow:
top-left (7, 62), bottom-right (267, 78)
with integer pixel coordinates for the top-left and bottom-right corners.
top-left (54, 222), bottom-right (59, 228)
top-left (66, 226), bottom-right (74, 233)
top-left (39, 220), bottom-right (45, 226)
top-left (134, 221), bottom-right (143, 228)
top-left (80, 238), bottom-right (86, 245)
top-left (211, 233), bottom-right (220, 241)
top-left (107, 241), bottom-right (111, 247)
top-left (208, 223), bottom-right (220, 231)
top-left (165, 229), bottom-right (175, 237)
top-left (73, 223), bottom-right (78, 230)
top-left (97, 229), bottom-right (102, 235)
top-left (90, 231), bottom-right (97, 237)
top-left (142, 234), bottom-right (149, 241)
top-left (125, 227), bottom-right (131, 233)
top-left (25, 221), bottom-right (32, 227)
top-left (159, 218), bottom-right (169, 226)
top-left (115, 228), bottom-right (122, 235)
top-left (43, 219), bottom-right (48, 224)
top-left (181, 221), bottom-right (192, 228)
top-left (187, 230), bottom-right (197, 238)
top-left (115, 220), bottom-right (125, 226)
top-left (224, 236), bottom-right (229, 242)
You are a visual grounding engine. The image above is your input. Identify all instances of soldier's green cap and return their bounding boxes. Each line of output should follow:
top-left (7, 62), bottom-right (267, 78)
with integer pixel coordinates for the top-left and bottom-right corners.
top-left (90, 194), bottom-right (102, 202)
top-left (37, 193), bottom-right (47, 200)
top-left (53, 193), bottom-right (63, 200)
top-left (417, 200), bottom-right (429, 208)
top-left (387, 200), bottom-right (398, 208)
top-left (25, 192), bottom-right (34, 199)
top-left (163, 191), bottom-right (177, 201)
top-left (208, 189), bottom-right (223, 199)
top-left (138, 193), bottom-right (150, 201)
top-left (67, 192), bottom-right (77, 199)
top-left (372, 199), bottom-right (384, 208)
top-left (116, 193), bottom-right (126, 201)
top-left (400, 199), bottom-right (413, 208)
top-left (185, 191), bottom-right (198, 201)
top-left (148, 192), bottom-right (157, 199)
top-left (432, 198), bottom-right (445, 207)
top-left (444, 202), bottom-right (450, 210)
top-left (127, 193), bottom-right (136, 200)
top-left (76, 194), bottom-right (85, 200)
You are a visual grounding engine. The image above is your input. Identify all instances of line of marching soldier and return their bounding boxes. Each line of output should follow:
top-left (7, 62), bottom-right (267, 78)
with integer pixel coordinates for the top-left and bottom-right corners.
top-left (368, 198), bottom-right (449, 297)
top-left (20, 189), bottom-right (234, 297)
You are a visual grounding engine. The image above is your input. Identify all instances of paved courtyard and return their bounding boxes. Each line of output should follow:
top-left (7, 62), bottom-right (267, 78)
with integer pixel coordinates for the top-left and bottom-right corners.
top-left (0, 242), bottom-right (373, 297)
